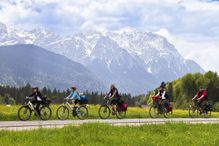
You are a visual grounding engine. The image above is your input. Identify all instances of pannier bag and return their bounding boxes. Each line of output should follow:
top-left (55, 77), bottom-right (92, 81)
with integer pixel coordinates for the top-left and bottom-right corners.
top-left (165, 101), bottom-right (173, 112)
top-left (168, 104), bottom-right (173, 112)
top-left (206, 100), bottom-right (213, 111)
top-left (80, 95), bottom-right (88, 104)
top-left (122, 103), bottom-right (128, 111)
top-left (42, 96), bottom-right (51, 105)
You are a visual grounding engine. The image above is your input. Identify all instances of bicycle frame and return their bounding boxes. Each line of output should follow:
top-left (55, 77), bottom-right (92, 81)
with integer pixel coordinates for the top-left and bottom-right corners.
top-left (103, 98), bottom-right (122, 112)
top-left (58, 100), bottom-right (88, 119)
top-left (152, 100), bottom-right (159, 108)
top-left (27, 101), bottom-right (34, 110)
top-left (152, 99), bottom-right (167, 114)
top-left (102, 99), bottom-right (110, 106)
top-left (191, 100), bottom-right (203, 111)
top-left (26, 100), bottom-right (40, 117)
top-left (63, 101), bottom-right (73, 110)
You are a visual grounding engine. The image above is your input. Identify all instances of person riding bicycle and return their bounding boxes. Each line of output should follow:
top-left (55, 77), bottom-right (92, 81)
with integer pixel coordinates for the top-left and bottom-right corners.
top-left (66, 86), bottom-right (81, 116)
top-left (192, 86), bottom-right (208, 111)
top-left (28, 87), bottom-right (43, 116)
top-left (106, 84), bottom-right (121, 115)
top-left (155, 82), bottom-right (171, 111)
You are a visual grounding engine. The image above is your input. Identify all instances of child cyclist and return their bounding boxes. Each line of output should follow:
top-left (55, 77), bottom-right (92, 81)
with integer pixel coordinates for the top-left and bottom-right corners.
top-left (66, 86), bottom-right (81, 116)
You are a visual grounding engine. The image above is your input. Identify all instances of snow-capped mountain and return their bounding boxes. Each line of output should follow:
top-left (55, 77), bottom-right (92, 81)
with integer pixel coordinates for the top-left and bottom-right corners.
top-left (0, 22), bottom-right (204, 94)
top-left (108, 28), bottom-right (202, 80)
top-left (86, 36), bottom-right (155, 93)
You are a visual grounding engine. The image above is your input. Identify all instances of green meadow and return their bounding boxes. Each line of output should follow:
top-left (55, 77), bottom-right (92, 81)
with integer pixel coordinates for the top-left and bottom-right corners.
top-left (0, 104), bottom-right (219, 121)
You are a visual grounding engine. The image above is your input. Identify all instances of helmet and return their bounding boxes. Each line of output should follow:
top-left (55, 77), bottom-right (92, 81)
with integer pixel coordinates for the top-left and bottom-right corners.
top-left (160, 82), bottom-right (166, 88)
top-left (110, 84), bottom-right (116, 89)
top-left (71, 86), bottom-right (76, 90)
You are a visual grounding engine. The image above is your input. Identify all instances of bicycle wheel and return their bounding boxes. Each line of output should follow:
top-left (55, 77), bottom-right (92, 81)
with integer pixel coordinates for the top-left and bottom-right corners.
top-left (188, 104), bottom-right (199, 118)
top-left (203, 109), bottom-right (212, 118)
top-left (115, 110), bottom-right (126, 119)
top-left (18, 106), bottom-right (32, 121)
top-left (76, 106), bottom-right (88, 120)
top-left (163, 108), bottom-right (172, 118)
top-left (56, 105), bottom-right (69, 120)
top-left (98, 105), bottom-right (111, 119)
top-left (40, 106), bottom-right (52, 120)
top-left (149, 106), bottom-right (159, 118)
top-left (206, 110), bottom-right (212, 118)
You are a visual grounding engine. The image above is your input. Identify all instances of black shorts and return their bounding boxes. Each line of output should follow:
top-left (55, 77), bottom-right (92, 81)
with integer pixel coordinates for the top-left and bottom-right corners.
top-left (74, 99), bottom-right (80, 105)
top-left (110, 98), bottom-right (120, 105)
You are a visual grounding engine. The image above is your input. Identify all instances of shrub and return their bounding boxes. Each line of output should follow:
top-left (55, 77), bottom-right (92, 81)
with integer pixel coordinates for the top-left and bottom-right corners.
top-left (214, 102), bottom-right (219, 112)
top-left (8, 97), bottom-right (16, 105)
top-left (0, 95), bottom-right (3, 104)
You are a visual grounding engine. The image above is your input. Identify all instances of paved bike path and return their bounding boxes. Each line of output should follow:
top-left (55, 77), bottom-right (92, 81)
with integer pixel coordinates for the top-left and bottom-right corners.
top-left (1, 118), bottom-right (219, 131)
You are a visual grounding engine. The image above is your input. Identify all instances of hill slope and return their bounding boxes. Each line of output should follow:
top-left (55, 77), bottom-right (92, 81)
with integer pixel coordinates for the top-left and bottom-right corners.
top-left (0, 44), bottom-right (106, 91)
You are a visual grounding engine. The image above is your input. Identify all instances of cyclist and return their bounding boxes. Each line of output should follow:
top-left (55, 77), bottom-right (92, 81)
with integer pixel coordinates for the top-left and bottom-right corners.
top-left (106, 84), bottom-right (121, 115)
top-left (28, 87), bottom-right (43, 116)
top-left (192, 86), bottom-right (208, 111)
top-left (66, 86), bottom-right (81, 116)
top-left (155, 82), bottom-right (171, 111)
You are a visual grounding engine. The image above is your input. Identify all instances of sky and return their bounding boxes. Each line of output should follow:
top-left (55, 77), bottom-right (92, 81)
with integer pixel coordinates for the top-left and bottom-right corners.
top-left (0, 0), bottom-right (219, 72)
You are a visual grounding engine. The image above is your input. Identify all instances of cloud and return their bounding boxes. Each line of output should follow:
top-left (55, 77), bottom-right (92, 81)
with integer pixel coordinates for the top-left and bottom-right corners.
top-left (186, 44), bottom-right (219, 72)
top-left (170, 33), bottom-right (219, 72)
top-left (1, 0), bottom-right (218, 35)
top-left (0, 0), bottom-right (219, 72)
top-left (180, 0), bottom-right (219, 12)
top-left (0, 0), bottom-right (182, 32)
top-left (155, 28), bottom-right (174, 43)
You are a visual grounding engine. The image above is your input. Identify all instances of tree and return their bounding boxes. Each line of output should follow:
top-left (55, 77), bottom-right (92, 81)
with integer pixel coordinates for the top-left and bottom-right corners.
top-left (0, 95), bottom-right (3, 104)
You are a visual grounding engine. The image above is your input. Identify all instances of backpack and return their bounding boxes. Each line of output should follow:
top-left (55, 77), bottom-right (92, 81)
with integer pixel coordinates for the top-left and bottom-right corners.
top-left (165, 92), bottom-right (169, 99)
top-left (80, 95), bottom-right (88, 104)
top-left (206, 100), bottom-right (213, 110)
top-left (122, 103), bottom-right (128, 111)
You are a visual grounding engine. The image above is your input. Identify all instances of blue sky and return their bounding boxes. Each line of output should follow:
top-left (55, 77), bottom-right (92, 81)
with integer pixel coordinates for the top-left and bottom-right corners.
top-left (0, 0), bottom-right (219, 72)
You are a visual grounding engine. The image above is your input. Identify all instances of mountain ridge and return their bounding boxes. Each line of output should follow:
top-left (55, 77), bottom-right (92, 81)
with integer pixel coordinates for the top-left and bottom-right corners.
top-left (0, 44), bottom-right (106, 92)
top-left (0, 22), bottom-right (204, 94)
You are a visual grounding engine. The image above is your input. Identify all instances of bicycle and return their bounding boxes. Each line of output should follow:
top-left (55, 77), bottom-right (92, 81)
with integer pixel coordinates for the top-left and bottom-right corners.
top-left (98, 97), bottom-right (128, 119)
top-left (18, 97), bottom-right (52, 121)
top-left (149, 96), bottom-right (173, 118)
top-left (188, 99), bottom-right (212, 118)
top-left (56, 98), bottom-right (88, 120)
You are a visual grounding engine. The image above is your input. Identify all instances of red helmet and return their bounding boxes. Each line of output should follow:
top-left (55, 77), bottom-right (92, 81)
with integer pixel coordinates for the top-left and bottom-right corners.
top-left (71, 86), bottom-right (76, 90)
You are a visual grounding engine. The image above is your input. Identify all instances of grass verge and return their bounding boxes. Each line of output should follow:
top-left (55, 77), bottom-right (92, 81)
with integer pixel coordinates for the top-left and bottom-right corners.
top-left (0, 123), bottom-right (219, 146)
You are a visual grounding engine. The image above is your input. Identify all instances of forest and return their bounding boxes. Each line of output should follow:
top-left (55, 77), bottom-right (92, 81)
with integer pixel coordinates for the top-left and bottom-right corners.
top-left (0, 71), bottom-right (218, 109)
top-left (0, 83), bottom-right (142, 106)
top-left (145, 71), bottom-right (219, 109)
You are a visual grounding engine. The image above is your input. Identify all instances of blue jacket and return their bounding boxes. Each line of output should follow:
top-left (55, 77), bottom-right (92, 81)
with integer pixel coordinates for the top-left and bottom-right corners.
top-left (67, 91), bottom-right (81, 100)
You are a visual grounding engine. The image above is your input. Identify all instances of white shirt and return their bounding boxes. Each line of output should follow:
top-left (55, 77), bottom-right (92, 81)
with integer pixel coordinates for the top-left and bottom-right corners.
top-left (156, 90), bottom-right (166, 99)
